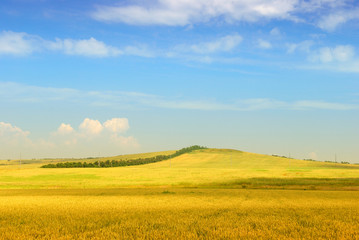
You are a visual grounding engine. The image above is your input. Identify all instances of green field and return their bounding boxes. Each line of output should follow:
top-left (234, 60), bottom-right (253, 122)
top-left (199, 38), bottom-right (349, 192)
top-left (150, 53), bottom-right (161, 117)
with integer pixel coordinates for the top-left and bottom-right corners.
top-left (1, 148), bottom-right (359, 239)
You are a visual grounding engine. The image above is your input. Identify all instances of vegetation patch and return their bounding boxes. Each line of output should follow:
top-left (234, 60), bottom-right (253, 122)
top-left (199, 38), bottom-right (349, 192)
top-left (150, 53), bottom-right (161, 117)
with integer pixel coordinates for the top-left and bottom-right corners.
top-left (162, 190), bottom-right (176, 194)
top-left (206, 177), bottom-right (359, 190)
top-left (41, 146), bottom-right (206, 168)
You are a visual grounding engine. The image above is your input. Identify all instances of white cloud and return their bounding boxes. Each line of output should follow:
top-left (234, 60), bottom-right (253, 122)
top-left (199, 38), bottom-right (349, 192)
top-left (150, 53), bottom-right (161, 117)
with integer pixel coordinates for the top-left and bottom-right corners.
top-left (270, 27), bottom-right (281, 36)
top-left (122, 45), bottom-right (154, 57)
top-left (179, 34), bottom-right (242, 54)
top-left (154, 98), bottom-right (358, 111)
top-left (318, 8), bottom-right (359, 31)
top-left (333, 45), bottom-right (355, 62)
top-left (293, 100), bottom-right (357, 110)
top-left (0, 31), bottom-right (38, 55)
top-left (153, 99), bottom-right (238, 110)
top-left (0, 31), bottom-right (148, 58)
top-left (286, 42), bottom-right (359, 72)
top-left (91, 0), bottom-right (356, 29)
top-left (298, 0), bottom-right (348, 12)
top-left (1, 82), bottom-right (358, 111)
top-left (257, 39), bottom-right (272, 49)
top-left (0, 82), bottom-right (79, 103)
top-left (0, 122), bottom-right (30, 138)
top-left (310, 45), bottom-right (355, 63)
top-left (235, 98), bottom-right (287, 110)
top-left (56, 123), bottom-right (74, 135)
top-left (286, 40), bottom-right (314, 54)
top-left (0, 118), bottom-right (138, 159)
top-left (79, 118), bottom-right (103, 135)
top-left (55, 118), bottom-right (133, 144)
top-left (91, 0), bottom-right (299, 26)
top-left (318, 13), bottom-right (347, 32)
top-left (0, 122), bottom-right (32, 151)
top-left (93, 1), bottom-right (359, 30)
top-left (92, 5), bottom-right (191, 26)
top-left (51, 37), bottom-right (122, 57)
top-left (104, 118), bottom-right (129, 133)
top-left (316, 47), bottom-right (333, 62)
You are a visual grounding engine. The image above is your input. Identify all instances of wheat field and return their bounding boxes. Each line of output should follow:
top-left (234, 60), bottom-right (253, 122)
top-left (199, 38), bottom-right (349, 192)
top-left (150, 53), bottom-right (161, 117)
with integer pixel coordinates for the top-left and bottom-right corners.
top-left (1, 188), bottom-right (359, 240)
top-left (1, 148), bottom-right (359, 239)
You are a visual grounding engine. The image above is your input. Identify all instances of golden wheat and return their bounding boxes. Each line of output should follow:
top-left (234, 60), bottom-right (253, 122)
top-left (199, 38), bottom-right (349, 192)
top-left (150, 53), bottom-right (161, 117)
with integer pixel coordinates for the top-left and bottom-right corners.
top-left (0, 188), bottom-right (358, 240)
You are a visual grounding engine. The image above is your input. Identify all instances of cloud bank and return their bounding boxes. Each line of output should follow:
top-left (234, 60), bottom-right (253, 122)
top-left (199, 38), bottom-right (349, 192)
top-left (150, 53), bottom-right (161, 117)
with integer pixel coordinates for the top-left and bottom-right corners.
top-left (318, 8), bottom-right (359, 31)
top-left (55, 118), bottom-right (135, 143)
top-left (91, 0), bottom-right (356, 31)
top-left (286, 41), bottom-right (359, 72)
top-left (309, 45), bottom-right (355, 63)
top-left (0, 118), bottom-right (138, 159)
top-left (1, 30), bottom-right (358, 73)
top-left (1, 82), bottom-right (357, 112)
top-left (0, 122), bottom-right (29, 138)
top-left (91, 0), bottom-right (299, 26)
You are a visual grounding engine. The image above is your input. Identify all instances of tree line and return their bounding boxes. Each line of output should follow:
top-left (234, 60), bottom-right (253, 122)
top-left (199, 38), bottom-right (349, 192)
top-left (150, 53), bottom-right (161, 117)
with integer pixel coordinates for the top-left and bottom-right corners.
top-left (41, 145), bottom-right (207, 168)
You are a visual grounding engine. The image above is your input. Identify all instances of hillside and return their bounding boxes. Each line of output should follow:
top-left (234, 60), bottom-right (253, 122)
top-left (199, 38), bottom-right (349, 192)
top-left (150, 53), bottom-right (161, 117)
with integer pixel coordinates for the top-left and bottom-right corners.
top-left (0, 148), bottom-right (358, 189)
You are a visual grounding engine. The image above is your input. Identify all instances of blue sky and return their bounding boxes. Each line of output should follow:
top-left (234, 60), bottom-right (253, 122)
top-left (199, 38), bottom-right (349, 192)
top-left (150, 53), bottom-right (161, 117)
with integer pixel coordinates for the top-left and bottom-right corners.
top-left (0, 0), bottom-right (358, 162)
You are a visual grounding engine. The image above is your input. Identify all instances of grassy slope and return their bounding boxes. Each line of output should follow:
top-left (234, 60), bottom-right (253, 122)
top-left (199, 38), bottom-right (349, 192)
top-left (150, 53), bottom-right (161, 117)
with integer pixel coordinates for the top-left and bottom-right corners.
top-left (0, 148), bottom-right (358, 189)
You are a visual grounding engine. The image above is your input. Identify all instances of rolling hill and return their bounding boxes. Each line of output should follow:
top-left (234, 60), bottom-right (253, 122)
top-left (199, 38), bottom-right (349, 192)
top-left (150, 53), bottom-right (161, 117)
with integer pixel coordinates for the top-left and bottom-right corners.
top-left (0, 148), bottom-right (358, 189)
